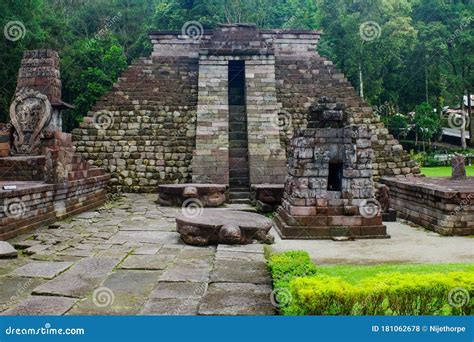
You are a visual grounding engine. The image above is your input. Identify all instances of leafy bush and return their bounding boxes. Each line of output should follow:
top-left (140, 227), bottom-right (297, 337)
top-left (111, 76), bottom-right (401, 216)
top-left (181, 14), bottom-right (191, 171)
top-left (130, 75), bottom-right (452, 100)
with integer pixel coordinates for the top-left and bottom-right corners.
top-left (382, 113), bottom-right (410, 139)
top-left (267, 251), bottom-right (317, 290)
top-left (267, 251), bottom-right (474, 316)
top-left (288, 272), bottom-right (473, 316)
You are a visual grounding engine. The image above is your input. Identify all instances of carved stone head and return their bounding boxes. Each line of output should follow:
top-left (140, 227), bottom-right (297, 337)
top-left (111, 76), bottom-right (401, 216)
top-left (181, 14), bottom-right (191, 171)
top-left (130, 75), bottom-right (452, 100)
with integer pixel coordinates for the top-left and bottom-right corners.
top-left (9, 88), bottom-right (52, 155)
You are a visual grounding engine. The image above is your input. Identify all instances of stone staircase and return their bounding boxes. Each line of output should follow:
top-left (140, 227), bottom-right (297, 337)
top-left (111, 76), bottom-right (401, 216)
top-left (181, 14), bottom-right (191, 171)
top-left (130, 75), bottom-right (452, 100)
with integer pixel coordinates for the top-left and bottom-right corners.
top-left (228, 61), bottom-right (250, 203)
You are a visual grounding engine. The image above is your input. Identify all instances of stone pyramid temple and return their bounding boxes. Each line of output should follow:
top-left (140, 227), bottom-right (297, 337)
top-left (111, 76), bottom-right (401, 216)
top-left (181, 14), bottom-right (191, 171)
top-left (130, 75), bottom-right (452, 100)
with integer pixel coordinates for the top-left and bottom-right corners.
top-left (72, 24), bottom-right (420, 197)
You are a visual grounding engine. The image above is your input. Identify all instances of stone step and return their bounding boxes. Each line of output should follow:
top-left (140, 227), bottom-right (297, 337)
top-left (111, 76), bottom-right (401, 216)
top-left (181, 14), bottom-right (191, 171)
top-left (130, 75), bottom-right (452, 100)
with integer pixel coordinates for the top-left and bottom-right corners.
top-left (229, 191), bottom-right (250, 200)
top-left (229, 198), bottom-right (251, 204)
top-left (228, 132), bottom-right (247, 140)
top-left (229, 140), bottom-right (248, 149)
top-left (229, 169), bottom-right (249, 178)
top-left (229, 150), bottom-right (248, 159)
top-left (230, 177), bottom-right (250, 187)
top-left (229, 158), bottom-right (249, 169)
top-left (229, 122), bottom-right (246, 132)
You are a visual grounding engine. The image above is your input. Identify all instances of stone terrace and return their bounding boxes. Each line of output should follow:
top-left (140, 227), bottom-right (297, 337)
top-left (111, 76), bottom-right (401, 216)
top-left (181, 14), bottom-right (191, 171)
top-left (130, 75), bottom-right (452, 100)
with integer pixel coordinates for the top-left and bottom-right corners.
top-left (0, 194), bottom-right (273, 316)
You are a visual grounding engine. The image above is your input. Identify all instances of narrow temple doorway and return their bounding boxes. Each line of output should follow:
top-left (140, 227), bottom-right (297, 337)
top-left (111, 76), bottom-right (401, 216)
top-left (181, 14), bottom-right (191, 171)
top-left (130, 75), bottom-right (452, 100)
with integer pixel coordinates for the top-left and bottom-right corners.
top-left (327, 161), bottom-right (343, 191)
top-left (228, 60), bottom-right (250, 202)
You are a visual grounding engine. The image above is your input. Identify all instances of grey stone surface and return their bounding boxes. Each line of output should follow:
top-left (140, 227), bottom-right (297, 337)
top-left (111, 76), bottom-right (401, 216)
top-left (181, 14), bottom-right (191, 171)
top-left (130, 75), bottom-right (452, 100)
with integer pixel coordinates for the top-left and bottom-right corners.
top-left (199, 283), bottom-right (274, 315)
top-left (68, 270), bottom-right (161, 315)
top-left (133, 245), bottom-right (161, 255)
top-left (210, 258), bottom-right (270, 284)
top-left (141, 298), bottom-right (200, 315)
top-left (0, 195), bottom-right (276, 316)
top-left (0, 242), bottom-right (17, 258)
top-left (270, 221), bottom-right (474, 264)
top-left (149, 282), bottom-right (207, 299)
top-left (0, 277), bottom-right (44, 308)
top-left (120, 255), bottom-right (175, 270)
top-left (2, 296), bottom-right (77, 315)
top-left (32, 257), bottom-right (122, 298)
top-left (9, 261), bottom-right (73, 279)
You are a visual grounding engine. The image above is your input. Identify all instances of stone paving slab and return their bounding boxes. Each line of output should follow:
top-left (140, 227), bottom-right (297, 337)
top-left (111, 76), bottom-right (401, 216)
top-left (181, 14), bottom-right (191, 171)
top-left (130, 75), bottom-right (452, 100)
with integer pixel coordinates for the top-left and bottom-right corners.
top-left (133, 245), bottom-right (161, 255)
top-left (140, 298), bottom-right (201, 315)
top-left (68, 270), bottom-right (161, 315)
top-left (198, 283), bottom-right (274, 316)
top-left (149, 282), bottom-right (208, 299)
top-left (210, 258), bottom-right (270, 284)
top-left (120, 255), bottom-right (176, 270)
top-left (1, 296), bottom-right (77, 315)
top-left (108, 231), bottom-right (180, 245)
top-left (32, 256), bottom-right (122, 298)
top-left (0, 277), bottom-right (45, 309)
top-left (8, 261), bottom-right (73, 279)
top-left (216, 244), bottom-right (265, 254)
top-left (0, 241), bottom-right (18, 259)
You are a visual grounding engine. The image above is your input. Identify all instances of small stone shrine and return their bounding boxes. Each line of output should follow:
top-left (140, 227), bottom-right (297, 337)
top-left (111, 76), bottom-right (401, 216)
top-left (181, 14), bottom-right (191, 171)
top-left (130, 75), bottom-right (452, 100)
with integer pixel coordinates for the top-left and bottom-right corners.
top-left (274, 97), bottom-right (388, 239)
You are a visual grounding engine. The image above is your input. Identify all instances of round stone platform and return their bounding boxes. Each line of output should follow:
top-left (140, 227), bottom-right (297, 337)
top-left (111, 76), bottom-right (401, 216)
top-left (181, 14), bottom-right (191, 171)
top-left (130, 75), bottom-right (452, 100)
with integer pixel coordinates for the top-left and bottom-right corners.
top-left (176, 209), bottom-right (273, 246)
top-left (158, 184), bottom-right (227, 207)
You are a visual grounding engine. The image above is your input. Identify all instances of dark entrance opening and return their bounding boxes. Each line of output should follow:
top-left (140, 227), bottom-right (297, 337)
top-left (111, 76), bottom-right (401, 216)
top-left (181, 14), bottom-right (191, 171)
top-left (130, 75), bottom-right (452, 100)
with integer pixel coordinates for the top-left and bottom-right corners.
top-left (327, 162), bottom-right (343, 191)
top-left (228, 60), bottom-right (250, 202)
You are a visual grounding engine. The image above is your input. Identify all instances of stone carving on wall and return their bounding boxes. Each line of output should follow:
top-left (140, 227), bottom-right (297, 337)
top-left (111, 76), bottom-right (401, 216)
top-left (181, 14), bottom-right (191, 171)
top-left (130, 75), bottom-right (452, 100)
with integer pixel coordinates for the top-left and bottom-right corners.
top-left (9, 88), bottom-right (52, 155)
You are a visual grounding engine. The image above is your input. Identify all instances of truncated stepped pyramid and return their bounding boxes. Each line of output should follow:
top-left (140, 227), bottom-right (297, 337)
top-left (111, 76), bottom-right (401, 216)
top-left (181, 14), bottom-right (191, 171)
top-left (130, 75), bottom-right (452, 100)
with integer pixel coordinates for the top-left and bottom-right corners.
top-left (72, 24), bottom-right (419, 193)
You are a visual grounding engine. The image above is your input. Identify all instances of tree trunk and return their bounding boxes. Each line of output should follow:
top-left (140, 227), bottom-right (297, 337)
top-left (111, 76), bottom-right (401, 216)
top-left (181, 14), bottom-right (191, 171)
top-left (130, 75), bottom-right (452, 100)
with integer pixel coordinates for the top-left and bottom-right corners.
top-left (359, 62), bottom-right (364, 99)
top-left (468, 92), bottom-right (473, 146)
top-left (461, 93), bottom-right (467, 149)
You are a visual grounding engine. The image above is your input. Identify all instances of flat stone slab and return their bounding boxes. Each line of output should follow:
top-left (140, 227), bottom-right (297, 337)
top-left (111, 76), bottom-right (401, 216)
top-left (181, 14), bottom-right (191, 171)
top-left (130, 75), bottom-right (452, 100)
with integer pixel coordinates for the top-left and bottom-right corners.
top-left (158, 183), bottom-right (227, 207)
top-left (176, 209), bottom-right (273, 245)
top-left (32, 256), bottom-right (121, 298)
top-left (120, 255), bottom-right (176, 270)
top-left (133, 245), bottom-right (161, 255)
top-left (9, 261), bottom-right (73, 279)
top-left (150, 282), bottom-right (207, 299)
top-left (2, 295), bottom-right (76, 315)
top-left (210, 258), bottom-right (270, 284)
top-left (68, 270), bottom-right (161, 315)
top-left (198, 283), bottom-right (274, 315)
top-left (141, 297), bottom-right (200, 315)
top-left (0, 242), bottom-right (17, 258)
top-left (0, 277), bottom-right (44, 307)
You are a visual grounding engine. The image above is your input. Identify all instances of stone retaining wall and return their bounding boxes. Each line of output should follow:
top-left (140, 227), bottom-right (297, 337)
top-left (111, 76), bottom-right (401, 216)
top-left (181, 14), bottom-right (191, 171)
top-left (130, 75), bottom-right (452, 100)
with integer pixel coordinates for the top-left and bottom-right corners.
top-left (0, 174), bottom-right (109, 240)
top-left (382, 177), bottom-right (473, 236)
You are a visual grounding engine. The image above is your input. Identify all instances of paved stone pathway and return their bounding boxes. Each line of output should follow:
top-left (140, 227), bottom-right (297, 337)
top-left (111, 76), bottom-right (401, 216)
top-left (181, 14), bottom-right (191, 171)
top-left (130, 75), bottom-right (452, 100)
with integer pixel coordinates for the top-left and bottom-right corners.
top-left (0, 194), bottom-right (274, 316)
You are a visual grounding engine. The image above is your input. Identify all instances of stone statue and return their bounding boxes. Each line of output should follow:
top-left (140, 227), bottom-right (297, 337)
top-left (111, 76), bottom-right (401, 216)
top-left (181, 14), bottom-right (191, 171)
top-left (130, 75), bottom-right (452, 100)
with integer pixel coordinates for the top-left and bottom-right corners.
top-left (376, 184), bottom-right (391, 213)
top-left (9, 88), bottom-right (52, 155)
top-left (451, 154), bottom-right (466, 180)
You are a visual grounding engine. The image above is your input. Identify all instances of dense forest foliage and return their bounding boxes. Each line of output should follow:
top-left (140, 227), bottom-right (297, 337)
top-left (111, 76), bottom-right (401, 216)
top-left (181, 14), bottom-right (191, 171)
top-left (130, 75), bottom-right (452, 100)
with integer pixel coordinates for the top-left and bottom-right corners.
top-left (0, 0), bottom-right (473, 134)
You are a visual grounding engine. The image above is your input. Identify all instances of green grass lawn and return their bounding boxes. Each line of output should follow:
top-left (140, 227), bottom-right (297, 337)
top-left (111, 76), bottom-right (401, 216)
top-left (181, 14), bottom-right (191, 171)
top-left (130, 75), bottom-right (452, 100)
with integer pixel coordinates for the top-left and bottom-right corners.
top-left (421, 165), bottom-right (474, 177)
top-left (316, 263), bottom-right (474, 284)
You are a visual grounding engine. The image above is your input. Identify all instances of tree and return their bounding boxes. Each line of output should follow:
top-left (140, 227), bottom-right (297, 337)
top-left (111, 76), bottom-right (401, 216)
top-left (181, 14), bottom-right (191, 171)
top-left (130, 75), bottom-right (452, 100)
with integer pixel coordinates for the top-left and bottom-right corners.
top-left (412, 102), bottom-right (441, 151)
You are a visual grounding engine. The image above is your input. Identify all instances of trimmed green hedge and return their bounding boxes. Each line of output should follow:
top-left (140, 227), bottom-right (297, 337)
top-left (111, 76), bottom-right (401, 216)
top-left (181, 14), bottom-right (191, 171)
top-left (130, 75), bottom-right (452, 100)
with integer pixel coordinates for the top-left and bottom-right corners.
top-left (267, 250), bottom-right (318, 290)
top-left (267, 251), bottom-right (474, 316)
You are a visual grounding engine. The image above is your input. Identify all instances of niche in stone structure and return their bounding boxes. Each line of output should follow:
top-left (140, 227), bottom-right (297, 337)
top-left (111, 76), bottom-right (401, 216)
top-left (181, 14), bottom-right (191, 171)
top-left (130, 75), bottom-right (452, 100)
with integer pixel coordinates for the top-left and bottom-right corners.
top-left (327, 161), bottom-right (343, 191)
